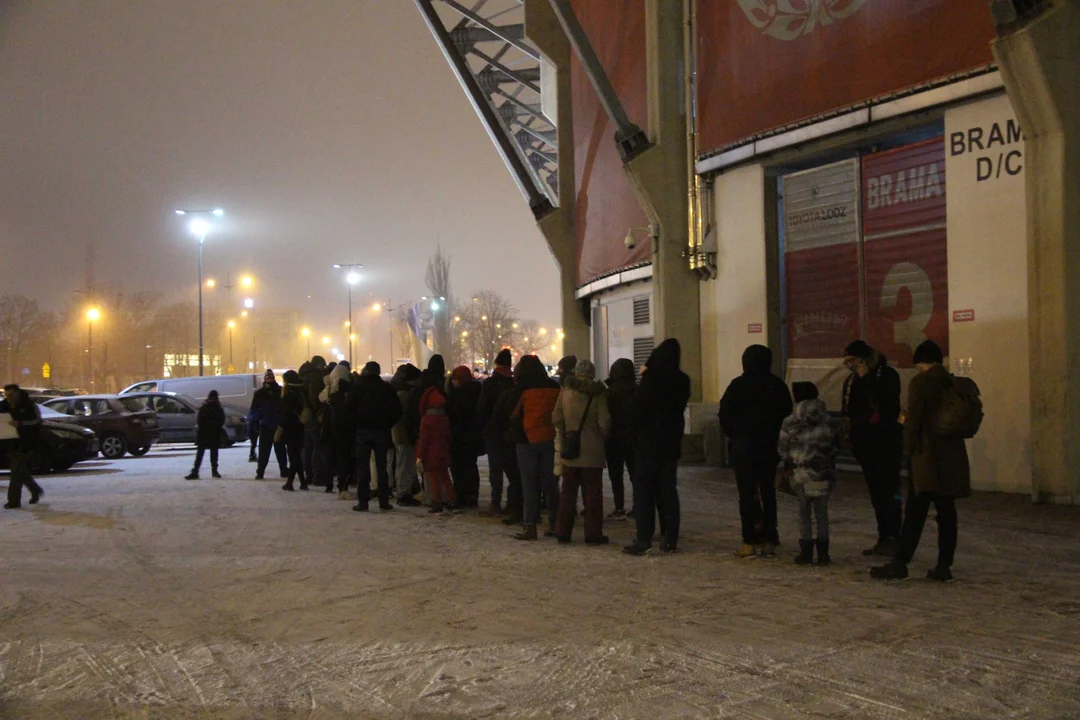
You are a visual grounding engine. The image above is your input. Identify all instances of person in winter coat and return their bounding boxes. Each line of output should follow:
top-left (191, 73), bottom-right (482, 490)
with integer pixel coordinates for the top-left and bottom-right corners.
top-left (624, 339), bottom-right (692, 556)
top-left (842, 340), bottom-right (904, 558)
top-left (476, 348), bottom-right (518, 516)
top-left (778, 382), bottom-right (840, 566)
top-left (511, 354), bottom-right (562, 541)
top-left (324, 362), bottom-right (356, 497)
top-left (417, 383), bottom-right (453, 513)
top-left (718, 345), bottom-right (794, 558)
top-left (251, 370), bottom-right (288, 480)
top-left (448, 365), bottom-right (483, 509)
top-left (604, 358), bottom-right (637, 518)
top-left (556, 355), bottom-right (577, 386)
top-left (279, 370), bottom-right (308, 491)
top-left (348, 362), bottom-right (402, 512)
top-left (2, 384), bottom-right (44, 509)
top-left (553, 359), bottom-right (612, 544)
top-left (299, 356), bottom-right (329, 487)
top-left (407, 355), bottom-right (447, 446)
top-left (391, 364), bottom-right (423, 506)
top-left (872, 340), bottom-right (971, 582)
top-left (186, 390), bottom-right (226, 480)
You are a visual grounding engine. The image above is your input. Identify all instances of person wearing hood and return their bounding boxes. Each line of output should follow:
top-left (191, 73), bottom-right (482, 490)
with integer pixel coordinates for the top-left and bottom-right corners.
top-left (510, 354), bottom-right (562, 540)
top-left (553, 359), bottom-right (612, 544)
top-left (391, 364), bottom-right (423, 506)
top-left (322, 360), bottom-right (356, 498)
top-left (842, 340), bottom-right (903, 558)
top-left (605, 358), bottom-right (637, 519)
top-left (279, 369), bottom-right (309, 491)
top-left (779, 382), bottom-right (840, 565)
top-left (186, 390), bottom-right (226, 480)
top-left (448, 365), bottom-right (483, 509)
top-left (624, 339), bottom-right (692, 555)
top-left (251, 370), bottom-right (288, 480)
top-left (348, 362), bottom-right (402, 512)
top-left (476, 348), bottom-right (518, 516)
top-left (718, 345), bottom-right (793, 558)
top-left (417, 381), bottom-right (454, 513)
top-left (407, 355), bottom-right (447, 450)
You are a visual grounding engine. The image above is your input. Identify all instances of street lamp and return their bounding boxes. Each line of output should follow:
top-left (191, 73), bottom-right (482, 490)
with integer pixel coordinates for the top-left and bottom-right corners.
top-left (86, 308), bottom-right (100, 389)
top-left (240, 275), bottom-right (253, 289)
top-left (227, 320), bottom-right (236, 369)
top-left (301, 327), bottom-right (311, 357)
top-left (175, 207), bottom-right (224, 376)
top-left (333, 263), bottom-right (364, 364)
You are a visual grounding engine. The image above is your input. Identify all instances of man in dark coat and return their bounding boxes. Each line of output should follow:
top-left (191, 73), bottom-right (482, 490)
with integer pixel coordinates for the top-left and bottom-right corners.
top-left (2, 384), bottom-right (44, 509)
top-left (718, 345), bottom-right (794, 558)
top-left (476, 348), bottom-right (518, 515)
top-left (251, 370), bottom-right (288, 480)
top-left (300, 356), bottom-right (329, 487)
top-left (604, 358), bottom-right (637, 518)
top-left (186, 390), bottom-right (226, 480)
top-left (448, 365), bottom-right (483, 509)
top-left (624, 339), bottom-right (692, 555)
top-left (872, 340), bottom-right (971, 582)
top-left (350, 361), bottom-right (403, 512)
top-left (842, 340), bottom-right (904, 557)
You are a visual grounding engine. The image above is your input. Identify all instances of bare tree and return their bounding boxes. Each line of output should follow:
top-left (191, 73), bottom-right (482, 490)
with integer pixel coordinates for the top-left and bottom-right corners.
top-left (459, 290), bottom-right (520, 369)
top-left (0, 294), bottom-right (45, 382)
top-left (424, 245), bottom-right (454, 358)
top-left (516, 320), bottom-right (550, 358)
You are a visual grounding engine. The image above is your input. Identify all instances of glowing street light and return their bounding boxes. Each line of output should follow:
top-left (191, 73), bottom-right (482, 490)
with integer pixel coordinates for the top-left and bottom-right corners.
top-left (241, 310), bottom-right (248, 318)
top-left (322, 336), bottom-right (331, 346)
top-left (175, 206), bottom-right (224, 375)
top-left (206, 279), bottom-right (216, 288)
top-left (372, 303), bottom-right (382, 312)
top-left (301, 327), bottom-right (311, 356)
top-left (333, 263), bottom-right (364, 364)
top-left (539, 328), bottom-right (548, 336)
top-left (86, 308), bottom-right (101, 389)
top-left (243, 298), bottom-right (254, 309)
top-left (240, 275), bottom-right (253, 289)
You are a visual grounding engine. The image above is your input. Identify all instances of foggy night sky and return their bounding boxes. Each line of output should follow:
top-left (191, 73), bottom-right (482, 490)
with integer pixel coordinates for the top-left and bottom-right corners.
top-left (0, 0), bottom-right (560, 332)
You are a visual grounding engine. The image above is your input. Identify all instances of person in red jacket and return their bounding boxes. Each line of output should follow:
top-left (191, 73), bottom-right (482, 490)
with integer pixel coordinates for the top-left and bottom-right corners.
top-left (417, 384), bottom-right (454, 513)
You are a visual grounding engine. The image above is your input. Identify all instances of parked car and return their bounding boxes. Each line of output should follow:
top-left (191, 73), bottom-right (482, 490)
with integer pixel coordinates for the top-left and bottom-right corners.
top-left (121, 374), bottom-right (261, 414)
top-left (120, 391), bottom-right (248, 446)
top-left (42, 395), bottom-right (161, 460)
top-left (0, 405), bottom-right (99, 473)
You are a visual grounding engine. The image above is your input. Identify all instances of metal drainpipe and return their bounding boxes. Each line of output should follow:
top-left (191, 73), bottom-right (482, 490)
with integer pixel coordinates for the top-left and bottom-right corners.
top-left (683, 0), bottom-right (701, 274)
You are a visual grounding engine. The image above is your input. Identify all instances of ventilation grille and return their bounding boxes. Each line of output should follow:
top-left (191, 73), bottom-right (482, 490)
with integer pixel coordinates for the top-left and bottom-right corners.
top-left (633, 337), bottom-right (655, 371)
top-left (633, 297), bottom-right (651, 326)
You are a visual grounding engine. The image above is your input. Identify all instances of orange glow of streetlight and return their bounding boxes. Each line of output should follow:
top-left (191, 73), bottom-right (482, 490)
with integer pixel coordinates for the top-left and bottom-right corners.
top-left (539, 328), bottom-right (548, 335)
top-left (206, 279), bottom-right (216, 288)
top-left (322, 336), bottom-right (330, 345)
top-left (241, 310), bottom-right (248, 318)
top-left (240, 275), bottom-right (253, 288)
top-left (86, 308), bottom-right (101, 322)
top-left (301, 327), bottom-right (310, 337)
top-left (227, 320), bottom-right (235, 329)
top-left (372, 303), bottom-right (381, 312)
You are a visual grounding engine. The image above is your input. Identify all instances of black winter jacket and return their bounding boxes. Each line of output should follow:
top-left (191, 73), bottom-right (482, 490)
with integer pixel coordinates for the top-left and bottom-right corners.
top-left (196, 400), bottom-right (226, 448)
top-left (718, 345), bottom-right (793, 464)
top-left (633, 340), bottom-right (692, 464)
top-left (448, 380), bottom-right (483, 457)
top-left (841, 351), bottom-right (902, 444)
top-left (476, 367), bottom-right (514, 443)
top-left (605, 358), bottom-right (637, 446)
top-left (349, 374), bottom-right (402, 439)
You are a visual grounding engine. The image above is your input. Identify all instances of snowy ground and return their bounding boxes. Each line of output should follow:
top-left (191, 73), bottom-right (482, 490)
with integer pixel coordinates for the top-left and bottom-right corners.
top-left (1, 444), bottom-right (1079, 719)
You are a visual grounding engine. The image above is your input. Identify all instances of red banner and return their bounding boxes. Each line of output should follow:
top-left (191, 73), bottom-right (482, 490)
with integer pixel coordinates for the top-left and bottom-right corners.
top-left (697, 0), bottom-right (995, 154)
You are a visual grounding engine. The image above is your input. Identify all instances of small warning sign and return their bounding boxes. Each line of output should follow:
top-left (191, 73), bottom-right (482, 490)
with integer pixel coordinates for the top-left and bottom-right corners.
top-left (42, 362), bottom-right (51, 379)
top-left (952, 309), bottom-right (975, 323)
top-left (747, 323), bottom-right (763, 334)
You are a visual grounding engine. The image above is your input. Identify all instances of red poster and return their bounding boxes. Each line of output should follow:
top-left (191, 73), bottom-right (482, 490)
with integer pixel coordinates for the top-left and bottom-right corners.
top-left (862, 139), bottom-right (949, 367)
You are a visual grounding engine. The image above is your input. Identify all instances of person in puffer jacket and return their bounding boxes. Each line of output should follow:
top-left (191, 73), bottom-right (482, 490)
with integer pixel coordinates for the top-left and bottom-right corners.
top-left (509, 354), bottom-right (562, 541)
top-left (778, 382), bottom-right (841, 566)
top-left (417, 384), bottom-right (453, 513)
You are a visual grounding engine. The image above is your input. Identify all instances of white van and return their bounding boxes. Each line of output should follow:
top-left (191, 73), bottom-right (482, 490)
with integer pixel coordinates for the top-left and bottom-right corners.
top-left (120, 374), bottom-right (261, 414)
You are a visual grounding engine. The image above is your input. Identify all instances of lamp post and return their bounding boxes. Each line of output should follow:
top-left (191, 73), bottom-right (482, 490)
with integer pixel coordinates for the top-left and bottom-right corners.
top-left (332, 263), bottom-right (363, 365)
top-left (175, 207), bottom-right (224, 376)
top-left (301, 327), bottom-right (311, 357)
top-left (86, 308), bottom-right (100, 390)
top-left (227, 320), bottom-right (235, 369)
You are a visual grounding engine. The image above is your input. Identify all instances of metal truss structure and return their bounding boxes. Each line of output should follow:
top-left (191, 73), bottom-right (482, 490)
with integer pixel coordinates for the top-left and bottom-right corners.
top-left (415, 0), bottom-right (557, 220)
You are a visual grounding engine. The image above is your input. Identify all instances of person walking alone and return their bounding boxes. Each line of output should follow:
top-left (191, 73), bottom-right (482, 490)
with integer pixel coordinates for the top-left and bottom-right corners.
top-left (778, 382), bottom-right (840, 566)
top-left (186, 390), bottom-right (226, 480)
top-left (872, 340), bottom-right (973, 582)
top-left (476, 349), bottom-right (518, 516)
top-left (719, 345), bottom-right (793, 558)
top-left (279, 370), bottom-right (308, 491)
top-left (2, 384), bottom-right (44, 509)
top-left (553, 359), bottom-right (612, 545)
top-left (842, 340), bottom-right (904, 557)
top-left (251, 370), bottom-right (288, 480)
top-left (623, 339), bottom-right (691, 555)
top-left (604, 358), bottom-right (637, 519)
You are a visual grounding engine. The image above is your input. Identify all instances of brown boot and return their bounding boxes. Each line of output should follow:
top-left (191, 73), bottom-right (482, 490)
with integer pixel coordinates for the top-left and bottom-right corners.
top-left (480, 501), bottom-right (503, 517)
top-left (514, 523), bottom-right (537, 541)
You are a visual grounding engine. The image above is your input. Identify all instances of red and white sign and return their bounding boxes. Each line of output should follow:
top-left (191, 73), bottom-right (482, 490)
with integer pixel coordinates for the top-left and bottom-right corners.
top-left (747, 323), bottom-right (763, 334)
top-left (952, 309), bottom-right (975, 323)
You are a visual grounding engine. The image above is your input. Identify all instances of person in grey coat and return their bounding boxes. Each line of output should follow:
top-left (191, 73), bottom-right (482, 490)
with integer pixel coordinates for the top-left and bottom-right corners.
top-left (778, 382), bottom-right (841, 566)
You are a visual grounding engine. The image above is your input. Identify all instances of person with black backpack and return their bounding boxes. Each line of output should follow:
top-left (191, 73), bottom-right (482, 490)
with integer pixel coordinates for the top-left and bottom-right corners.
top-left (871, 340), bottom-right (975, 582)
top-left (349, 361), bottom-right (403, 512)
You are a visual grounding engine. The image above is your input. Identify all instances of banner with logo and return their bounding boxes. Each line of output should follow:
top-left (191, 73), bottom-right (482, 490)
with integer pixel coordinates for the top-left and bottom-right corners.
top-left (783, 159), bottom-right (862, 359)
top-left (862, 138), bottom-right (949, 367)
top-left (697, 0), bottom-right (996, 154)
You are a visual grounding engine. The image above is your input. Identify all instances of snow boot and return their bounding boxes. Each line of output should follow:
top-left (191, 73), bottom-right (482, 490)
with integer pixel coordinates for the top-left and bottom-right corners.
top-left (815, 538), bottom-right (831, 566)
top-left (515, 523), bottom-right (538, 541)
top-left (794, 540), bottom-right (814, 565)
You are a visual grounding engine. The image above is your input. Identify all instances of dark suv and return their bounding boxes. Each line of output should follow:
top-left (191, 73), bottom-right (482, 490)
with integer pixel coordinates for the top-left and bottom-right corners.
top-left (42, 395), bottom-right (161, 459)
top-left (0, 405), bottom-right (99, 473)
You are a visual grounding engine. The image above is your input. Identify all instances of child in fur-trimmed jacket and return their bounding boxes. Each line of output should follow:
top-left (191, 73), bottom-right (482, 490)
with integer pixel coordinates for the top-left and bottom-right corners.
top-left (778, 381), bottom-right (841, 566)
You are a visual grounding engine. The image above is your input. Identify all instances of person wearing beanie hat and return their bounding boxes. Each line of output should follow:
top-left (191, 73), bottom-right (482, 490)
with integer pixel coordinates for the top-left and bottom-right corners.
top-left (279, 370), bottom-right (309, 491)
top-left (872, 339), bottom-right (971, 582)
top-left (186, 390), bottom-right (226, 480)
top-left (448, 366), bottom-right (483, 509)
top-left (552, 358), bottom-right (612, 544)
top-left (841, 339), bottom-right (903, 558)
top-left (247, 369), bottom-right (277, 463)
top-left (556, 355), bottom-right (578, 386)
top-left (250, 369), bottom-right (287, 480)
top-left (477, 350), bottom-right (521, 517)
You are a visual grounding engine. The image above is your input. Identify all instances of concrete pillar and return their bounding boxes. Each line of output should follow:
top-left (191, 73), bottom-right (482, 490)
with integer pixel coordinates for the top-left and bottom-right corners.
top-left (525, 0), bottom-right (590, 361)
top-left (992, 1), bottom-right (1080, 503)
top-left (622, 0), bottom-right (702, 398)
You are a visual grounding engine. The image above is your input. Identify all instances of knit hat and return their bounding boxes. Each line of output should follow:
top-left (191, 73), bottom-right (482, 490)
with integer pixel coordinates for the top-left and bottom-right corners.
top-left (452, 366), bottom-right (473, 386)
top-left (912, 340), bottom-right (944, 365)
top-left (263, 369), bottom-right (275, 383)
top-left (495, 348), bottom-right (513, 367)
top-left (792, 381), bottom-right (819, 403)
top-left (575, 359), bottom-right (596, 380)
top-left (557, 355), bottom-right (577, 375)
top-left (843, 340), bottom-right (872, 359)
